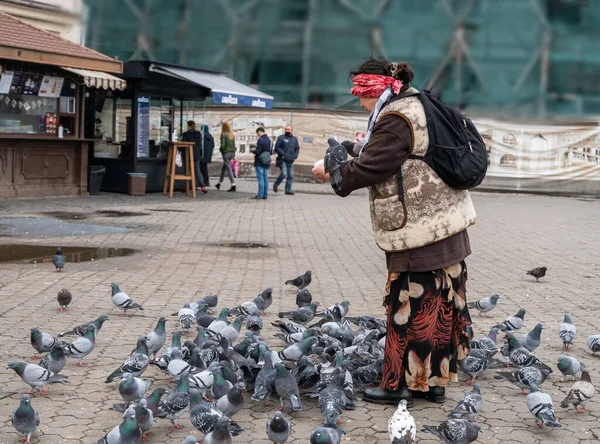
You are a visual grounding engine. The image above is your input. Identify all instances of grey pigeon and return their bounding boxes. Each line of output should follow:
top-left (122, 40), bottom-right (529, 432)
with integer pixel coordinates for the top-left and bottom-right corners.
top-left (118, 373), bottom-right (152, 404)
top-left (215, 382), bottom-right (245, 417)
top-left (518, 322), bottom-right (543, 352)
top-left (190, 299), bottom-right (207, 315)
top-left (143, 387), bottom-right (168, 415)
top-left (470, 328), bottom-right (498, 350)
top-left (189, 390), bottom-right (244, 437)
top-left (526, 383), bottom-right (561, 428)
top-left (278, 302), bottom-right (320, 325)
top-left (351, 358), bottom-right (383, 388)
top-left (61, 323), bottom-right (96, 366)
top-left (274, 362), bottom-right (303, 411)
top-left (267, 411), bottom-right (292, 443)
top-left (183, 437), bottom-right (200, 444)
top-left (59, 315), bottom-right (109, 337)
top-left (467, 293), bottom-right (500, 317)
top-left (11, 394), bottom-right (39, 444)
top-left (97, 407), bottom-right (142, 444)
top-left (318, 371), bottom-right (346, 427)
top-left (272, 320), bottom-right (307, 334)
top-left (279, 337), bottom-right (318, 361)
top-left (316, 300), bottom-right (351, 319)
top-left (110, 282), bottom-right (144, 314)
top-left (52, 247), bottom-right (65, 271)
top-left (106, 337), bottom-right (149, 383)
top-left (468, 348), bottom-right (498, 360)
top-left (557, 355), bottom-right (585, 382)
top-left (257, 287), bottom-right (273, 312)
top-left (146, 317), bottom-right (167, 360)
top-left (211, 366), bottom-right (234, 400)
top-left (196, 306), bottom-right (216, 328)
top-left (153, 330), bottom-right (184, 371)
top-left (560, 370), bottom-right (595, 412)
top-left (274, 328), bottom-right (316, 345)
top-left (448, 383), bottom-right (483, 421)
top-left (310, 426), bottom-right (345, 444)
top-left (30, 327), bottom-right (58, 359)
top-left (559, 314), bottom-right (576, 348)
top-left (179, 303), bottom-right (196, 330)
top-left (422, 419), bottom-right (481, 443)
top-left (388, 399), bottom-right (416, 444)
top-left (496, 366), bottom-right (551, 394)
top-left (39, 344), bottom-right (66, 374)
top-left (204, 415), bottom-right (234, 444)
top-left (201, 295), bottom-right (219, 311)
top-left (285, 270), bottom-right (312, 290)
top-left (215, 316), bottom-right (245, 346)
top-left (228, 296), bottom-right (261, 317)
top-left (57, 288), bottom-right (72, 312)
top-left (505, 334), bottom-right (552, 372)
top-left (252, 347), bottom-right (276, 403)
top-left (129, 398), bottom-right (153, 440)
top-left (7, 361), bottom-right (68, 396)
top-left (527, 266), bottom-right (547, 282)
top-left (587, 335), bottom-right (600, 354)
top-left (246, 313), bottom-right (263, 335)
top-left (167, 349), bottom-right (201, 381)
top-left (296, 288), bottom-right (312, 308)
top-left (458, 355), bottom-right (503, 385)
top-left (207, 308), bottom-right (231, 335)
top-left (494, 308), bottom-right (526, 332)
top-left (155, 374), bottom-right (190, 428)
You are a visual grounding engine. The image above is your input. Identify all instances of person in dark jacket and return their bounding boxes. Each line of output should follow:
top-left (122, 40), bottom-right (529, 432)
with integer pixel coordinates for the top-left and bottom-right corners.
top-left (251, 127), bottom-right (272, 199)
top-left (182, 120), bottom-right (207, 193)
top-left (201, 125), bottom-right (214, 186)
top-left (273, 124), bottom-right (300, 195)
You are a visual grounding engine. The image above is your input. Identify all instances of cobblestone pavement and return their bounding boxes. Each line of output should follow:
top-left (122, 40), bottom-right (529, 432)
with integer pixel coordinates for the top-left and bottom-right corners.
top-left (0, 180), bottom-right (599, 444)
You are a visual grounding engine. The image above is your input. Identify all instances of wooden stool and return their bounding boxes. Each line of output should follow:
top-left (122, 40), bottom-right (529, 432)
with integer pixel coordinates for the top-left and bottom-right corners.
top-left (163, 141), bottom-right (196, 198)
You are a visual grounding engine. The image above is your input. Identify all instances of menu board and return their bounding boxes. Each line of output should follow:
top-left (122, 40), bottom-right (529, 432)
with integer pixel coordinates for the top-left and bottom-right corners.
top-left (38, 76), bottom-right (64, 98)
top-left (9, 72), bottom-right (42, 95)
top-left (136, 95), bottom-right (150, 158)
top-left (0, 71), bottom-right (14, 94)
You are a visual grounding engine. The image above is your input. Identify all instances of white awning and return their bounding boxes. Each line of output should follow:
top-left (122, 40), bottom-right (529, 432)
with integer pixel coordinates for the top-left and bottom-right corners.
top-left (61, 67), bottom-right (126, 91)
top-left (150, 64), bottom-right (273, 108)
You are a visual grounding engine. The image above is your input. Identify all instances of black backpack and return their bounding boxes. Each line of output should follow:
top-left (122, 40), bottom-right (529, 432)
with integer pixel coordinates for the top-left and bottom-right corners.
top-left (390, 90), bottom-right (487, 193)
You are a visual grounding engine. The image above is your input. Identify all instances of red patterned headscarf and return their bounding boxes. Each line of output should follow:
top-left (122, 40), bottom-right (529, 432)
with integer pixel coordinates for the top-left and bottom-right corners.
top-left (351, 74), bottom-right (403, 98)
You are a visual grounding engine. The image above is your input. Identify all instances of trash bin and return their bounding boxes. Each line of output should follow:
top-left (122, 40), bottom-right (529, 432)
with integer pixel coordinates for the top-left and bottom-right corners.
top-left (89, 166), bottom-right (106, 195)
top-left (127, 173), bottom-right (147, 196)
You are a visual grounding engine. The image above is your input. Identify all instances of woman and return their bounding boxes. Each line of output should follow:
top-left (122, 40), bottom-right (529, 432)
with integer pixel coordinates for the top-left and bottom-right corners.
top-left (201, 125), bottom-right (214, 186)
top-left (313, 59), bottom-right (475, 406)
top-left (215, 122), bottom-right (236, 192)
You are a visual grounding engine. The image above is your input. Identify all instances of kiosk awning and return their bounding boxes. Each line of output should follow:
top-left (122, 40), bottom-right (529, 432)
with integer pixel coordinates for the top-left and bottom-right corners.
top-left (61, 67), bottom-right (126, 91)
top-left (150, 64), bottom-right (273, 109)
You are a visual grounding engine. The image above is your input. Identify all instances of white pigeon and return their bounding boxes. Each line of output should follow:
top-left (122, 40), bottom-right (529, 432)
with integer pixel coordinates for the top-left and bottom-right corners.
top-left (178, 303), bottom-right (195, 331)
top-left (559, 314), bottom-right (576, 348)
top-left (560, 370), bottom-right (595, 413)
top-left (388, 399), bottom-right (416, 444)
top-left (110, 283), bottom-right (144, 314)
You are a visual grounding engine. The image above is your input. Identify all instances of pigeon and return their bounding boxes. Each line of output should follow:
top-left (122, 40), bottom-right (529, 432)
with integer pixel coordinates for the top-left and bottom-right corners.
top-left (129, 398), bottom-right (153, 440)
top-left (215, 382), bottom-right (245, 417)
top-left (143, 387), bottom-right (168, 415)
top-left (246, 314), bottom-right (263, 335)
top-left (167, 349), bottom-right (201, 382)
top-left (296, 288), bottom-right (313, 308)
top-left (56, 288), bottom-right (72, 312)
top-left (388, 399), bottom-right (416, 444)
top-left (494, 308), bottom-right (526, 332)
top-left (257, 287), bottom-right (273, 313)
top-left (11, 394), bottom-right (40, 444)
top-left (207, 308), bottom-right (231, 335)
top-left (52, 247), bottom-right (65, 271)
top-left (211, 366), bottom-right (234, 400)
top-left (179, 303), bottom-right (196, 330)
top-left (351, 358), bottom-right (384, 388)
top-left (274, 362), bottom-right (303, 411)
top-left (189, 362), bottom-right (219, 396)
top-left (106, 337), bottom-right (150, 383)
top-left (228, 296), bottom-right (262, 317)
top-left (58, 315), bottom-right (109, 337)
top-left (7, 361), bottom-right (68, 396)
top-left (458, 355), bottom-right (503, 384)
top-left (423, 419), bottom-right (481, 443)
top-left (526, 383), bottom-right (561, 428)
top-left (201, 295), bottom-right (219, 312)
top-left (557, 355), bottom-right (585, 382)
top-left (252, 347), bottom-right (277, 403)
top-left (189, 390), bottom-right (244, 437)
top-left (39, 344), bottom-right (66, 374)
top-left (97, 407), bottom-right (142, 444)
top-left (183, 437), bottom-right (201, 444)
top-left (470, 328), bottom-right (498, 350)
top-left (146, 317), bottom-right (167, 360)
top-left (30, 327), bottom-right (58, 359)
top-left (310, 426), bottom-right (345, 444)
top-left (468, 348), bottom-right (498, 360)
top-left (496, 366), bottom-right (551, 394)
top-left (448, 383), bottom-right (484, 421)
top-left (155, 374), bottom-right (190, 428)
top-left (559, 314), bottom-right (576, 348)
top-left (518, 322), bottom-right (544, 352)
top-left (272, 320), bottom-right (308, 335)
top-left (267, 411), bottom-right (292, 443)
top-left (279, 337), bottom-right (319, 361)
top-left (110, 282), bottom-right (144, 314)
top-left (275, 328), bottom-right (317, 345)
top-left (61, 323), bottom-right (96, 366)
top-left (560, 370), bottom-right (595, 412)
top-left (527, 266), bottom-right (547, 282)
top-left (317, 300), bottom-right (351, 319)
top-left (278, 302), bottom-right (320, 325)
top-left (587, 335), bottom-right (600, 354)
top-left (505, 335), bottom-right (552, 372)
top-left (467, 293), bottom-right (500, 317)
top-left (118, 373), bottom-right (152, 404)
top-left (318, 371), bottom-right (346, 427)
top-left (204, 415), bottom-right (233, 444)
top-left (285, 270), bottom-right (312, 290)
top-left (215, 316), bottom-right (245, 346)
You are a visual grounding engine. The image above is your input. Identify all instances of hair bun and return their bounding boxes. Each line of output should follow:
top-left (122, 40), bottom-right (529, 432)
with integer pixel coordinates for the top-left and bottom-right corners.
top-left (389, 61), bottom-right (414, 84)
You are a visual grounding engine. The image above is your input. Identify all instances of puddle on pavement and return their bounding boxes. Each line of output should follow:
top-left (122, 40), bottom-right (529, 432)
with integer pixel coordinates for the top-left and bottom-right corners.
top-left (148, 208), bottom-right (192, 213)
top-left (43, 211), bottom-right (90, 220)
top-left (0, 217), bottom-right (131, 237)
top-left (215, 242), bottom-right (271, 249)
top-left (95, 210), bottom-right (150, 218)
top-left (0, 244), bottom-right (138, 264)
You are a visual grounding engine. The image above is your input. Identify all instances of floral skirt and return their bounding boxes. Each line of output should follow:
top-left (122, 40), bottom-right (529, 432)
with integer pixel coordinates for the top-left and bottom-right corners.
top-left (382, 261), bottom-right (471, 392)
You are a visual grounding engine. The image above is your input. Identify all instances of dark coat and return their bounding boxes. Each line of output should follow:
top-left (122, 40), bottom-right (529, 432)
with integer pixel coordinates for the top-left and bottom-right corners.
top-left (203, 129), bottom-right (215, 163)
top-left (182, 129), bottom-right (203, 161)
top-left (274, 134), bottom-right (300, 163)
top-left (253, 134), bottom-right (272, 167)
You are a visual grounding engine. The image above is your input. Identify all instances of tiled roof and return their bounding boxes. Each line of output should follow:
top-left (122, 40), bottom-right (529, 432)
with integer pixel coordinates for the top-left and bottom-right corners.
top-left (0, 11), bottom-right (115, 62)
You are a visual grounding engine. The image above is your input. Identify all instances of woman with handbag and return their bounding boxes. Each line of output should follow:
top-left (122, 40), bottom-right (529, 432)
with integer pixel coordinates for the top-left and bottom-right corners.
top-left (251, 127), bottom-right (272, 199)
top-left (215, 122), bottom-right (236, 192)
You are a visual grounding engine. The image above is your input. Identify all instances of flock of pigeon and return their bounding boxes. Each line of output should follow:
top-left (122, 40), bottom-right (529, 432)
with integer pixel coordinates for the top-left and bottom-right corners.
top-left (6, 254), bottom-right (600, 444)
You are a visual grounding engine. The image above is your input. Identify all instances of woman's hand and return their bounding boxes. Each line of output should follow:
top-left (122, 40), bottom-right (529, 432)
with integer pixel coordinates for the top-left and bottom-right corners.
top-left (312, 160), bottom-right (330, 183)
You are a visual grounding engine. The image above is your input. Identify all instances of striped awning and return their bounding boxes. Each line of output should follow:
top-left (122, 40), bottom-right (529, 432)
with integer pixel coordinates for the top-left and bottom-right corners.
top-left (61, 67), bottom-right (126, 91)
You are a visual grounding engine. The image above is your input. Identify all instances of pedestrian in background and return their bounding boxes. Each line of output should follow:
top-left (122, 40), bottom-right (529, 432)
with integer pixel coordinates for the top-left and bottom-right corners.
top-left (216, 122), bottom-right (236, 192)
top-left (252, 126), bottom-right (272, 199)
top-left (201, 124), bottom-right (214, 186)
top-left (182, 120), bottom-right (207, 194)
top-left (273, 124), bottom-right (300, 195)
